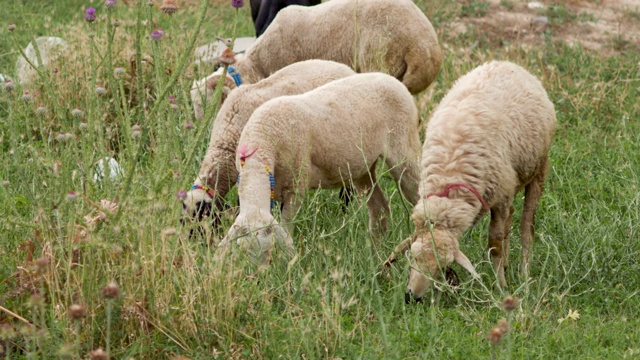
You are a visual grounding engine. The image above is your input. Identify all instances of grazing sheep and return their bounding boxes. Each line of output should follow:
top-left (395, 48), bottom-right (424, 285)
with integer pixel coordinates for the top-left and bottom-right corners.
top-left (191, 0), bottom-right (442, 119)
top-left (220, 73), bottom-right (422, 260)
top-left (182, 60), bottom-right (356, 229)
top-left (250, 0), bottom-right (321, 37)
top-left (387, 61), bottom-right (556, 302)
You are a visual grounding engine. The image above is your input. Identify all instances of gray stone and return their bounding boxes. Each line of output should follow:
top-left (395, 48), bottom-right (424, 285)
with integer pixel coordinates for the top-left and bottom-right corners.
top-left (15, 37), bottom-right (67, 85)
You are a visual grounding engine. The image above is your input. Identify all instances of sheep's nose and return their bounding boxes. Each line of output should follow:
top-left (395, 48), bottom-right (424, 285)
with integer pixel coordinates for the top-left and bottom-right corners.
top-left (405, 290), bottom-right (422, 304)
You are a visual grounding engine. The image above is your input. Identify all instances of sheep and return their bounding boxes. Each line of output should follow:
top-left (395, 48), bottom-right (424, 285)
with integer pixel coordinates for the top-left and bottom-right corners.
top-left (250, 0), bottom-right (321, 37)
top-left (182, 60), bottom-right (356, 231)
top-left (191, 0), bottom-right (442, 119)
top-left (386, 61), bottom-right (557, 303)
top-left (220, 72), bottom-right (422, 261)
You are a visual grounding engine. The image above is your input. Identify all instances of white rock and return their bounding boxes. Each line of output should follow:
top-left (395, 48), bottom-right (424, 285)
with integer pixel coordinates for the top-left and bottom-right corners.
top-left (15, 37), bottom-right (67, 85)
top-left (93, 157), bottom-right (124, 183)
top-left (194, 37), bottom-right (256, 66)
top-left (527, 2), bottom-right (546, 10)
top-left (531, 15), bottom-right (549, 32)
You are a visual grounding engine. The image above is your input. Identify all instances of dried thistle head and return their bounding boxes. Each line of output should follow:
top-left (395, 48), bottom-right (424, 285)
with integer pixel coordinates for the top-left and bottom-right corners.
top-left (69, 304), bottom-right (86, 321)
top-left (160, 0), bottom-right (179, 14)
top-left (502, 295), bottom-right (519, 312)
top-left (496, 318), bottom-right (509, 334)
top-left (102, 281), bottom-right (120, 299)
top-left (35, 256), bottom-right (49, 273)
top-left (0, 324), bottom-right (17, 340)
top-left (487, 327), bottom-right (503, 345)
top-left (90, 348), bottom-right (108, 360)
top-left (27, 293), bottom-right (45, 309)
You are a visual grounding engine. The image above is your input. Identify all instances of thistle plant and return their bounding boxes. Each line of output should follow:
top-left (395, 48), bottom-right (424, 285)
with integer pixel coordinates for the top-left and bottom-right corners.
top-left (102, 281), bottom-right (120, 359)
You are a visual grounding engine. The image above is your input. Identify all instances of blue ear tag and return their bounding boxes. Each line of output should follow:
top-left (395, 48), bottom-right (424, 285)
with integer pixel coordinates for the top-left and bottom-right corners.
top-left (227, 66), bottom-right (243, 86)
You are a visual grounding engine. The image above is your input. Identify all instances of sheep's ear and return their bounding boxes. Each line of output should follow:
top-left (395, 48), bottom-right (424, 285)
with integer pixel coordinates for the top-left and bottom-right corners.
top-left (454, 250), bottom-right (480, 279)
top-left (206, 74), bottom-right (237, 91)
top-left (206, 74), bottom-right (237, 103)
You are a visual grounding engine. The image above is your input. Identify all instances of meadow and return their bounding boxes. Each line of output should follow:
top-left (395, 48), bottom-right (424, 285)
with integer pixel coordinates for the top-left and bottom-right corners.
top-left (1, 0), bottom-right (639, 358)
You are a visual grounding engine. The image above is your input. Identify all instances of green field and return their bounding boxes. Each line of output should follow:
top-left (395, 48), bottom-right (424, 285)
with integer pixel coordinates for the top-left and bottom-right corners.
top-left (1, 0), bottom-right (639, 358)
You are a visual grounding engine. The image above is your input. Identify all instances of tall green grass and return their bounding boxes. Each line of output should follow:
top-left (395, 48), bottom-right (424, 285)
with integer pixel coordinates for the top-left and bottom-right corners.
top-left (1, 0), bottom-right (639, 358)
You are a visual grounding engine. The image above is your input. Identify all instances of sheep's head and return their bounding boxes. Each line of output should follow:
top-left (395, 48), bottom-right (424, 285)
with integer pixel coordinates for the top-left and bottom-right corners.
top-left (402, 228), bottom-right (479, 303)
top-left (190, 68), bottom-right (238, 120)
top-left (220, 218), bottom-right (294, 265)
top-left (179, 187), bottom-right (224, 239)
top-left (181, 188), bottom-right (212, 221)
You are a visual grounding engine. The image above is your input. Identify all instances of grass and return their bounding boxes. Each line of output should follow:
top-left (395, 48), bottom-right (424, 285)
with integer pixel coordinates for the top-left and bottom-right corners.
top-left (1, 0), bottom-right (640, 358)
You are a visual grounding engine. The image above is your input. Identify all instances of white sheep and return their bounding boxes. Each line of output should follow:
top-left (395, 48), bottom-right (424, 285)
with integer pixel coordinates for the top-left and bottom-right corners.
top-left (220, 72), bottom-right (422, 261)
top-left (182, 60), bottom-right (356, 227)
top-left (191, 0), bottom-right (442, 119)
top-left (386, 61), bottom-right (557, 302)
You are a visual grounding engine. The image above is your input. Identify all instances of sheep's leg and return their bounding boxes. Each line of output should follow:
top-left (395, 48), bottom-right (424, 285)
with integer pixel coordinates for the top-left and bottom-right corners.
top-left (385, 148), bottom-right (420, 205)
top-left (367, 183), bottom-right (390, 237)
top-left (386, 158), bottom-right (420, 206)
top-left (281, 190), bottom-right (303, 237)
top-left (354, 171), bottom-right (390, 237)
top-left (488, 201), bottom-right (512, 287)
top-left (502, 205), bottom-right (514, 272)
top-left (338, 186), bottom-right (354, 212)
top-left (521, 159), bottom-right (548, 281)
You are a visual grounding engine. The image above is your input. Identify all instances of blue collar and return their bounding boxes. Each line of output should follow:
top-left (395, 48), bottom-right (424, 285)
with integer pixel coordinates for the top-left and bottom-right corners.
top-left (227, 66), bottom-right (243, 86)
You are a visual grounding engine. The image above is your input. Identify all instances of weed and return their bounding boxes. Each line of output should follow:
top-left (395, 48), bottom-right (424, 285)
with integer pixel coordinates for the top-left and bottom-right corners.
top-left (460, 0), bottom-right (490, 18)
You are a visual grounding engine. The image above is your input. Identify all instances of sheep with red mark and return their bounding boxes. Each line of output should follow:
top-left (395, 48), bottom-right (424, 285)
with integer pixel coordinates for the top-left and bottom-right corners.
top-left (182, 60), bottom-right (355, 233)
top-left (220, 73), bottom-right (422, 262)
top-left (385, 61), bottom-right (557, 303)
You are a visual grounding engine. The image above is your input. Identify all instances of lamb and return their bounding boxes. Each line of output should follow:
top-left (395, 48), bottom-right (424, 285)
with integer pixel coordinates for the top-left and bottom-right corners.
top-left (386, 61), bottom-right (557, 303)
top-left (182, 60), bottom-right (356, 229)
top-left (191, 0), bottom-right (442, 119)
top-left (220, 72), bottom-right (422, 260)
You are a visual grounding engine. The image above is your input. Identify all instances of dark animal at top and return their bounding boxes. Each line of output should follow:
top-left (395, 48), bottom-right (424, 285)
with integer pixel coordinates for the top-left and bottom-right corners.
top-left (250, 0), bottom-right (321, 37)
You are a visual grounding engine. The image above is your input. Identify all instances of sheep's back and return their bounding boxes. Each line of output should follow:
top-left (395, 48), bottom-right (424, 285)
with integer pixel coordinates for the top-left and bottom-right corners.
top-left (210, 60), bottom-right (356, 151)
top-left (240, 73), bottom-right (418, 183)
top-left (249, 0), bottom-right (440, 87)
top-left (422, 61), bottom-right (556, 200)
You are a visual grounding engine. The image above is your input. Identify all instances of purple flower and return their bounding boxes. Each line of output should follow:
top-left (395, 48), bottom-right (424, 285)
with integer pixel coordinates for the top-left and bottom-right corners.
top-left (176, 189), bottom-right (187, 200)
top-left (105, 0), bottom-right (116, 8)
top-left (231, 0), bottom-right (244, 8)
top-left (85, 7), bottom-right (96, 22)
top-left (150, 29), bottom-right (165, 41)
top-left (67, 191), bottom-right (77, 201)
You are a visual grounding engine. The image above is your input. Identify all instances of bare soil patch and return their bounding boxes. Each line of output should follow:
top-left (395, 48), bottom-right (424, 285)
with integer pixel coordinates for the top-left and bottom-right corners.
top-left (449, 0), bottom-right (640, 55)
